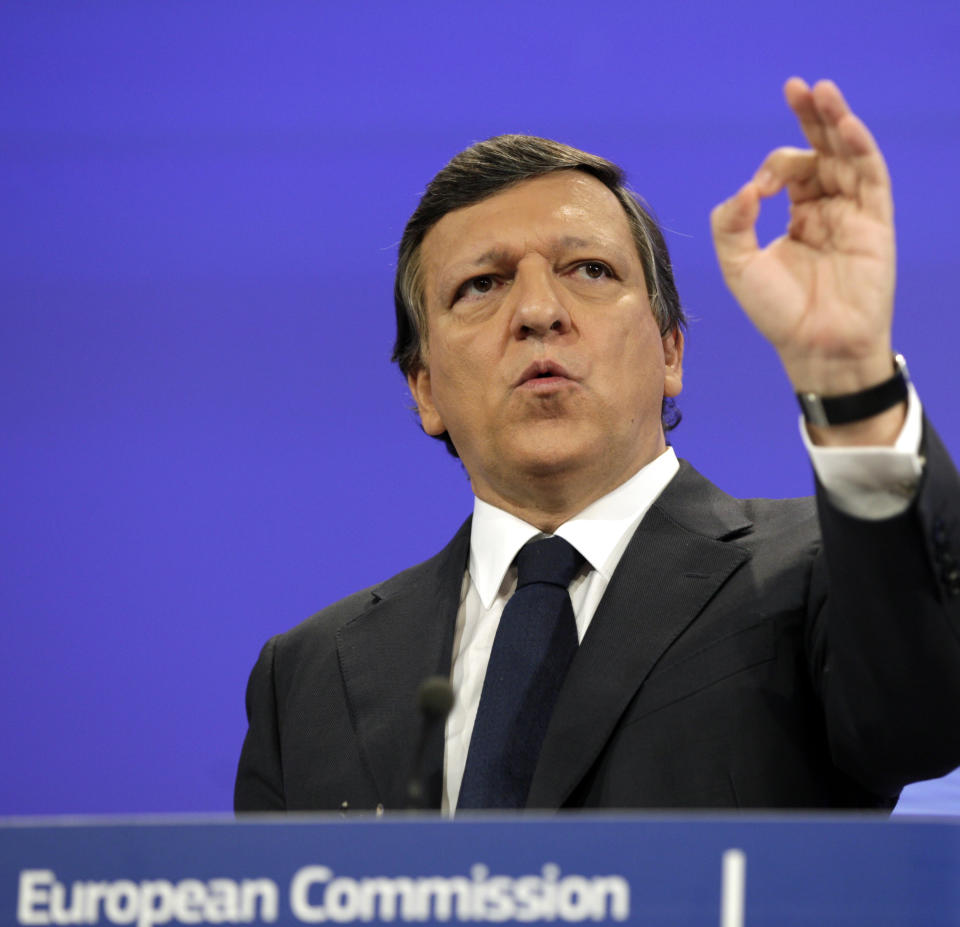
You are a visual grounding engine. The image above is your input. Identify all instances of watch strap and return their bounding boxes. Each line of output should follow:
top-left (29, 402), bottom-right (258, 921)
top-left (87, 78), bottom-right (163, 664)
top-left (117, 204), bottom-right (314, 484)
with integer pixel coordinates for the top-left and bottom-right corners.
top-left (797, 354), bottom-right (909, 427)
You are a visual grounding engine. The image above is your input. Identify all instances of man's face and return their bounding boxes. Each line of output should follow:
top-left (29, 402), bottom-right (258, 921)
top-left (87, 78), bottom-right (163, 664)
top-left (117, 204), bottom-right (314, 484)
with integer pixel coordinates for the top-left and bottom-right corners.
top-left (408, 170), bottom-right (683, 510)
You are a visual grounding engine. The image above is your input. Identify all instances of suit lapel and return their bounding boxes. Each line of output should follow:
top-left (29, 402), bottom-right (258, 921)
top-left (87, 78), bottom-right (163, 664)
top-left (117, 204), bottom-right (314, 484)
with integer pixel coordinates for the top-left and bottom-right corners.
top-left (336, 519), bottom-right (471, 809)
top-left (527, 463), bottom-right (753, 808)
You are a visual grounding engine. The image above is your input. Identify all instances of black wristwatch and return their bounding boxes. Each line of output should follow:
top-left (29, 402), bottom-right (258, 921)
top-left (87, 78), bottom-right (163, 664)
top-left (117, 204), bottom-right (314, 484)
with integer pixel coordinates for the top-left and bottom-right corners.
top-left (796, 354), bottom-right (910, 427)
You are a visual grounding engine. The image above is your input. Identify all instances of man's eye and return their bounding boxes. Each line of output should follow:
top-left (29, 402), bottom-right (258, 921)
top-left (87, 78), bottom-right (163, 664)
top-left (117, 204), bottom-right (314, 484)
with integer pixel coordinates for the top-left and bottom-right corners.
top-left (457, 275), bottom-right (497, 299)
top-left (577, 261), bottom-right (612, 279)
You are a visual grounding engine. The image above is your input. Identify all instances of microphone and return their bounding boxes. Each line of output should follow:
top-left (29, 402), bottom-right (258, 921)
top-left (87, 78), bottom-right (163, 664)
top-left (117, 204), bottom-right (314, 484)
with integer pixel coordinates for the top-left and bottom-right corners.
top-left (406, 676), bottom-right (455, 810)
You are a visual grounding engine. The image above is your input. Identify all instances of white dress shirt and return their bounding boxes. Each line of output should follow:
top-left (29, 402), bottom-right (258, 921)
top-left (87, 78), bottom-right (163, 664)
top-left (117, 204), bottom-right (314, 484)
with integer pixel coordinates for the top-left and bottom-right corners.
top-left (442, 386), bottom-right (924, 812)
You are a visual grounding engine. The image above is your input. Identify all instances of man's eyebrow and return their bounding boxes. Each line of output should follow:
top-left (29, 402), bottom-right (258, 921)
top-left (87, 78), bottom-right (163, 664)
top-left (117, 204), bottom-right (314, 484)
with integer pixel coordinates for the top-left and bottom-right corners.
top-left (471, 248), bottom-right (511, 266)
top-left (468, 237), bottom-right (604, 266)
top-left (471, 247), bottom-right (510, 267)
top-left (555, 236), bottom-right (595, 250)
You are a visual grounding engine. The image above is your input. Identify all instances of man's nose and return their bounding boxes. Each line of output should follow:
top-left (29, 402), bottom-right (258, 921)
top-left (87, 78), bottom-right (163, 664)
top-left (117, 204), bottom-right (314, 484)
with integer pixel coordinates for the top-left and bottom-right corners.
top-left (508, 258), bottom-right (573, 340)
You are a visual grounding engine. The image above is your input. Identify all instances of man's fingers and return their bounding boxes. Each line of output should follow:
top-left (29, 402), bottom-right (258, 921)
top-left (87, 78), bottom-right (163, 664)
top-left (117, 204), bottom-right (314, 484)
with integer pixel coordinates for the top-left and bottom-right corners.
top-left (832, 109), bottom-right (890, 186)
top-left (710, 180), bottom-right (761, 275)
top-left (811, 80), bottom-right (861, 137)
top-left (753, 148), bottom-right (819, 197)
top-left (786, 78), bottom-right (890, 186)
top-left (784, 77), bottom-right (828, 151)
top-left (754, 143), bottom-right (889, 213)
top-left (787, 78), bottom-right (850, 157)
top-left (812, 81), bottom-right (882, 159)
top-left (713, 79), bottom-right (894, 282)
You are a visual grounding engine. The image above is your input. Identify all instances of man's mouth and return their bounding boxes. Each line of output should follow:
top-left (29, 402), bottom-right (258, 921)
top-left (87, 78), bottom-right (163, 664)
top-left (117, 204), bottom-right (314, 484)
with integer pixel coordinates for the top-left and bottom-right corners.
top-left (515, 360), bottom-right (576, 389)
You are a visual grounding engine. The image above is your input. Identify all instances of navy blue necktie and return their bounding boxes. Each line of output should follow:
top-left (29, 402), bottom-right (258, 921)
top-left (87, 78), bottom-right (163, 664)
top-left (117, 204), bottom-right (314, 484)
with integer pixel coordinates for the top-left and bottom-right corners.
top-left (458, 536), bottom-right (584, 809)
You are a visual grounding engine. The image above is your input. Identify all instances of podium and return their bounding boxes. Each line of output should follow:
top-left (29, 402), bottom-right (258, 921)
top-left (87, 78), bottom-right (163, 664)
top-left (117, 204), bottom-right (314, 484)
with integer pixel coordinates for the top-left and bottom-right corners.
top-left (3, 815), bottom-right (959, 925)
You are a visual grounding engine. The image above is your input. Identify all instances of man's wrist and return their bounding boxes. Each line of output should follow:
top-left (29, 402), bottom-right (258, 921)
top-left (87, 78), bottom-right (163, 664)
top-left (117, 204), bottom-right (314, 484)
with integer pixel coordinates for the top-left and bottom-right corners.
top-left (801, 382), bottom-right (924, 519)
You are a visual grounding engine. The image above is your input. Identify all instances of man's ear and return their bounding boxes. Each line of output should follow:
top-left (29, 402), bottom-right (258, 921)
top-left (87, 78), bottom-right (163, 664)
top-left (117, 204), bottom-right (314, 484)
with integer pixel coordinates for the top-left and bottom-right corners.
top-left (406, 366), bottom-right (446, 436)
top-left (662, 327), bottom-right (684, 398)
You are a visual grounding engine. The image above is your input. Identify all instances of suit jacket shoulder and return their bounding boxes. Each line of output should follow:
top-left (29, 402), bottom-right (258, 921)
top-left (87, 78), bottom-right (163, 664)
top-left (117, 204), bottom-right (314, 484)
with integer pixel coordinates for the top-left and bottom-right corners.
top-left (235, 518), bottom-right (471, 812)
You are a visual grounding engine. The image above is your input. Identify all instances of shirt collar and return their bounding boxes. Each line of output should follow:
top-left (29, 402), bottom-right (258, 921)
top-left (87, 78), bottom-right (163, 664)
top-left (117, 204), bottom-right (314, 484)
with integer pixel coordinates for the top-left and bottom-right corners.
top-left (469, 448), bottom-right (679, 608)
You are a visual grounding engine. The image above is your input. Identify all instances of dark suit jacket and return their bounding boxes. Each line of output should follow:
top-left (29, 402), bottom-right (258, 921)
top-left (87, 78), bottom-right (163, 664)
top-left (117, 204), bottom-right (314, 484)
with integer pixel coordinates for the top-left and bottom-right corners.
top-left (235, 424), bottom-right (960, 813)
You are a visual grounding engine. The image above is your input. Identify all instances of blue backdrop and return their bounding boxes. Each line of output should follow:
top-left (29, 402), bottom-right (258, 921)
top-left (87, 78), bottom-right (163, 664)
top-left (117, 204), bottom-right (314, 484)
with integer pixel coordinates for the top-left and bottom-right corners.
top-left (2, 1), bottom-right (959, 815)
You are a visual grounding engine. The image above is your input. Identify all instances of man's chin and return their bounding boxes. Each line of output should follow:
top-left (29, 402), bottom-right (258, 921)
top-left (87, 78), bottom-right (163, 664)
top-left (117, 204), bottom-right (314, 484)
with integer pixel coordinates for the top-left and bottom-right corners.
top-left (500, 438), bottom-right (598, 481)
top-left (491, 427), bottom-right (662, 491)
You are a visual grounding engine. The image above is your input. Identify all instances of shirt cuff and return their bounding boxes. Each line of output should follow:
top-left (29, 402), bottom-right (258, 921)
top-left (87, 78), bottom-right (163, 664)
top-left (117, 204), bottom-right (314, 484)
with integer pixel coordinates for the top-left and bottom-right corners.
top-left (800, 384), bottom-right (925, 520)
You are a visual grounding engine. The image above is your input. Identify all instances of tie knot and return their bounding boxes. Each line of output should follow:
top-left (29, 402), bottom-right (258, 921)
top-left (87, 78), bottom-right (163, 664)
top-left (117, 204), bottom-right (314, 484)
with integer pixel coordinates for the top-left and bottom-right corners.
top-left (516, 536), bottom-right (584, 590)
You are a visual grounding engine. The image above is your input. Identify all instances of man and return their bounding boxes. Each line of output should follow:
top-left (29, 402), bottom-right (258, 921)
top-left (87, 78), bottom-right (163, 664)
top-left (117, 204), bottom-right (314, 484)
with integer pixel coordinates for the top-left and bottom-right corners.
top-left (235, 79), bottom-right (960, 813)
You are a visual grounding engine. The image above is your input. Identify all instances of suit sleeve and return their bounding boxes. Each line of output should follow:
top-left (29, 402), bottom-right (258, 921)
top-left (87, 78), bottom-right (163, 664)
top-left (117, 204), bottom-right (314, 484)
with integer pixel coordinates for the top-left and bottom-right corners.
top-left (235, 636), bottom-right (286, 812)
top-left (809, 419), bottom-right (960, 797)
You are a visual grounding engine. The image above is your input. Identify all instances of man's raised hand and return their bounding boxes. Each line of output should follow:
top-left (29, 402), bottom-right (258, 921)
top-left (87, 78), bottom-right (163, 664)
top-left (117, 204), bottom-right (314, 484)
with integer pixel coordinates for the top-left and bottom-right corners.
top-left (710, 78), bottom-right (898, 420)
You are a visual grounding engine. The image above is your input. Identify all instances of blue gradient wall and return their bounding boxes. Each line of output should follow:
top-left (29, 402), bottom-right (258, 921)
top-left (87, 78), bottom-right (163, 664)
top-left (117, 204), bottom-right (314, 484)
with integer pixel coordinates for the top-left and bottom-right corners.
top-left (2, 1), bottom-right (959, 815)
